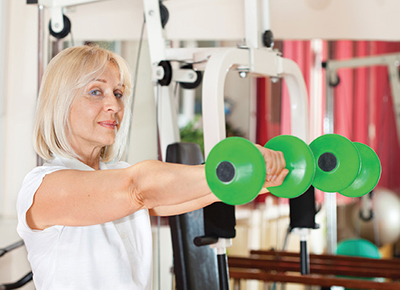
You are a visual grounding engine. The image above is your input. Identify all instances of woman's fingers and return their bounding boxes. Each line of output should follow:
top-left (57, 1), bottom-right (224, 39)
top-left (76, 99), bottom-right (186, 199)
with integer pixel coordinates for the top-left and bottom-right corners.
top-left (264, 168), bottom-right (289, 188)
top-left (270, 150), bottom-right (285, 181)
top-left (266, 150), bottom-right (277, 181)
top-left (255, 145), bottom-right (287, 185)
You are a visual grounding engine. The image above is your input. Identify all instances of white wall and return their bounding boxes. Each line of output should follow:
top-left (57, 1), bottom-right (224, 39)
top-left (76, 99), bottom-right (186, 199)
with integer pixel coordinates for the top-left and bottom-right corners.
top-left (270, 0), bottom-right (400, 40)
top-left (2, 1), bottom-right (38, 218)
top-left (63, 0), bottom-right (400, 41)
top-left (67, 0), bottom-right (145, 41)
top-left (0, 0), bottom-right (9, 218)
top-left (166, 0), bottom-right (400, 41)
top-left (0, 1), bottom-right (38, 283)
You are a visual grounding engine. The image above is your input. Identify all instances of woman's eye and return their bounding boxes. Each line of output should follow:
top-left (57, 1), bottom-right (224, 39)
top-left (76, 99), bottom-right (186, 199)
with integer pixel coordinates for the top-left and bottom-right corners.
top-left (89, 89), bottom-right (102, 96)
top-left (114, 92), bottom-right (123, 99)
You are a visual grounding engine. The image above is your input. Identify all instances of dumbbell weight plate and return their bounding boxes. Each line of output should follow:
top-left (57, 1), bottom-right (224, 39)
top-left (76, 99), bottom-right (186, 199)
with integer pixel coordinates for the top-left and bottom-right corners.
top-left (265, 135), bottom-right (315, 198)
top-left (339, 142), bottom-right (381, 197)
top-left (205, 137), bottom-right (266, 205)
top-left (310, 134), bottom-right (360, 192)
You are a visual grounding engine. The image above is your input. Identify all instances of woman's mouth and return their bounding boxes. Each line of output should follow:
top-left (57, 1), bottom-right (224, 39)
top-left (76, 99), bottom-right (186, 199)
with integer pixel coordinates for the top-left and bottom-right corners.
top-left (98, 120), bottom-right (118, 129)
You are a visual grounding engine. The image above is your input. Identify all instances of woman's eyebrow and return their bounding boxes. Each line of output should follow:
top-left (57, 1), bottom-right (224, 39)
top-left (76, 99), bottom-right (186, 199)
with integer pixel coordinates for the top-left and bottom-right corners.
top-left (94, 79), bottom-right (107, 83)
top-left (91, 79), bottom-right (124, 88)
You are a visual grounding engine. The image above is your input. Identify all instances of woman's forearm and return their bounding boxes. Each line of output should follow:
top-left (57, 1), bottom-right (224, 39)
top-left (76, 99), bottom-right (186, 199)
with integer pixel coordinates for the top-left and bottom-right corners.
top-left (149, 193), bottom-right (219, 216)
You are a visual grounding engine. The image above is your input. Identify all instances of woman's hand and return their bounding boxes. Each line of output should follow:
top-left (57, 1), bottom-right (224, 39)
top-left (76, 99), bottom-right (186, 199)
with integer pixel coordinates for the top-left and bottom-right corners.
top-left (255, 144), bottom-right (289, 188)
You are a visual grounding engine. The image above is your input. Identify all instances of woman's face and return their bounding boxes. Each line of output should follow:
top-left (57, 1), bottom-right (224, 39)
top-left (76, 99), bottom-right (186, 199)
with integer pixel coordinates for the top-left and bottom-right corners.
top-left (68, 63), bottom-right (125, 156)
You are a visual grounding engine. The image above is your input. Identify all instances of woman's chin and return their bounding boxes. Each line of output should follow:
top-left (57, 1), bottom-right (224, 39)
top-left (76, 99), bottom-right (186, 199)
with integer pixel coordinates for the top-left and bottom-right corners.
top-left (99, 136), bottom-right (116, 147)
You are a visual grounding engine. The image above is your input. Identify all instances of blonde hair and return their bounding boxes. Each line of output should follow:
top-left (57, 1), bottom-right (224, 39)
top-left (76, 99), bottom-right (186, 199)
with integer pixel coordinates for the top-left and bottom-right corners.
top-left (33, 45), bottom-right (133, 162)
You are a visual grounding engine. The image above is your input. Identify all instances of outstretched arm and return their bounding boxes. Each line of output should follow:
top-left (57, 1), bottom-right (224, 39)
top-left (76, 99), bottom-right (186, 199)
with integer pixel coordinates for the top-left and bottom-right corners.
top-left (27, 145), bottom-right (288, 229)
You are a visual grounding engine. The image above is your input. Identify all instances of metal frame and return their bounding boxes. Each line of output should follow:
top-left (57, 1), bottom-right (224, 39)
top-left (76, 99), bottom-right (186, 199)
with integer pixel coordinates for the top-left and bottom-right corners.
top-left (325, 52), bottom-right (400, 143)
top-left (197, 47), bottom-right (309, 156)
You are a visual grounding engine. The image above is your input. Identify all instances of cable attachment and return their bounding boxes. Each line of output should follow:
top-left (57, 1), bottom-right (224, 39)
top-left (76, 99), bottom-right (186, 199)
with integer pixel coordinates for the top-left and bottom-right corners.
top-left (322, 62), bottom-right (341, 87)
top-left (156, 60), bottom-right (173, 86)
top-left (262, 30), bottom-right (274, 48)
top-left (49, 14), bottom-right (71, 39)
top-left (359, 209), bottom-right (374, 221)
top-left (179, 64), bottom-right (203, 89)
top-left (359, 191), bottom-right (374, 222)
top-left (328, 73), bottom-right (341, 87)
top-left (159, 2), bottom-right (169, 28)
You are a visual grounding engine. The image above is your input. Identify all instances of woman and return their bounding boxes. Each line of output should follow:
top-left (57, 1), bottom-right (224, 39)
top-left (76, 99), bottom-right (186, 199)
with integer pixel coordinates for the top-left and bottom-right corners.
top-left (17, 45), bottom-right (288, 289)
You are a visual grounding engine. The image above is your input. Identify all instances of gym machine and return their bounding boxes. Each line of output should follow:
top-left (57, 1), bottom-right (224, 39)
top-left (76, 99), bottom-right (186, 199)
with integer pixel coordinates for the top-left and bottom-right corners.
top-left (143, 0), bottom-right (312, 288)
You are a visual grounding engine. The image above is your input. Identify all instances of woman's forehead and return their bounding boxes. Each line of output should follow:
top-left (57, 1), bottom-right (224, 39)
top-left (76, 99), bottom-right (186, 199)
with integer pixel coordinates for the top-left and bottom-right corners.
top-left (87, 63), bottom-right (123, 85)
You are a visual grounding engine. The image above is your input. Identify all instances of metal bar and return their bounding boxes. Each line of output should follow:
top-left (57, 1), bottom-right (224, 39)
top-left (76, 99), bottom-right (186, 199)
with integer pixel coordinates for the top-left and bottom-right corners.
top-left (143, 0), bottom-right (180, 161)
top-left (217, 254), bottom-right (229, 290)
top-left (0, 240), bottom-right (24, 257)
top-left (300, 241), bottom-right (309, 275)
top-left (37, 4), bottom-right (44, 167)
top-left (38, 4), bottom-right (44, 90)
top-left (324, 55), bottom-right (337, 255)
top-left (0, 272), bottom-right (33, 289)
top-left (327, 53), bottom-right (400, 71)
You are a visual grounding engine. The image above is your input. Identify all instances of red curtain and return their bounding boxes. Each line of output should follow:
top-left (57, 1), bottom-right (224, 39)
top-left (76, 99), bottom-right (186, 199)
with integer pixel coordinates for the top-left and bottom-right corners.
top-left (281, 41), bottom-right (312, 136)
top-left (368, 42), bottom-right (400, 193)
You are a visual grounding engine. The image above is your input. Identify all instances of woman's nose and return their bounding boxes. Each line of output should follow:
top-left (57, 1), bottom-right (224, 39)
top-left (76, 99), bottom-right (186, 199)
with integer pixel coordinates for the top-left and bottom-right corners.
top-left (104, 93), bottom-right (122, 112)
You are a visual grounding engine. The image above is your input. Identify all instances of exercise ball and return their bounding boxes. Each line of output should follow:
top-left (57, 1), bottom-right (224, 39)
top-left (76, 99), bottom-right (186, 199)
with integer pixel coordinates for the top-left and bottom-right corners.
top-left (337, 238), bottom-right (380, 258)
top-left (351, 187), bottom-right (400, 246)
top-left (336, 238), bottom-right (381, 290)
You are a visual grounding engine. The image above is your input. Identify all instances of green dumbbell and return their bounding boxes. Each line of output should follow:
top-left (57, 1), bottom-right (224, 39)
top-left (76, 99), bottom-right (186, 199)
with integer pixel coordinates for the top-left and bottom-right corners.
top-left (205, 134), bottom-right (381, 205)
top-left (309, 134), bottom-right (381, 197)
